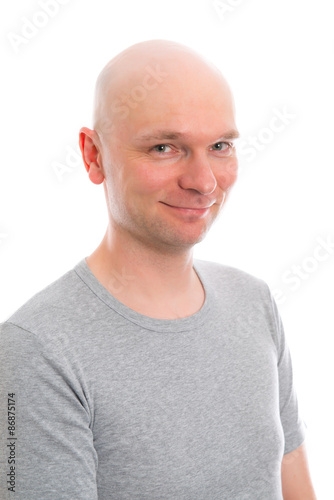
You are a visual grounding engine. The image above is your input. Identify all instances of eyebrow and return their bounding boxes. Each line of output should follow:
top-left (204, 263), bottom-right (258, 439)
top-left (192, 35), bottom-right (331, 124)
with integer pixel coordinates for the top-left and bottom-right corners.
top-left (134, 129), bottom-right (240, 143)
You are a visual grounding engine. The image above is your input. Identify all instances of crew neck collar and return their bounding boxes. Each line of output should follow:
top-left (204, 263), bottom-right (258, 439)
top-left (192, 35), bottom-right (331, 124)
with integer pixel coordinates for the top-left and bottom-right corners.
top-left (74, 257), bottom-right (212, 333)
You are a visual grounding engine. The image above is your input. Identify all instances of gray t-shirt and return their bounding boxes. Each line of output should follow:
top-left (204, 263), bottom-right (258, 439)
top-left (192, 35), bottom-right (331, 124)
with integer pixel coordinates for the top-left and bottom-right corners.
top-left (0, 258), bottom-right (306, 499)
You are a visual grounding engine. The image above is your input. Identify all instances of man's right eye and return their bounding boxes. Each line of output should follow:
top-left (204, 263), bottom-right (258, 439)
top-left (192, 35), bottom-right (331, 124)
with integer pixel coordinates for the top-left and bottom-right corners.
top-left (152, 144), bottom-right (173, 154)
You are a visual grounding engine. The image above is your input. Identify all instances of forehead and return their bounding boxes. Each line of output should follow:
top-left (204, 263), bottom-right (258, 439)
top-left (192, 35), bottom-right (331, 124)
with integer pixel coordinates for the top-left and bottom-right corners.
top-left (124, 93), bottom-right (237, 145)
top-left (102, 52), bottom-right (237, 142)
top-left (132, 127), bottom-right (240, 144)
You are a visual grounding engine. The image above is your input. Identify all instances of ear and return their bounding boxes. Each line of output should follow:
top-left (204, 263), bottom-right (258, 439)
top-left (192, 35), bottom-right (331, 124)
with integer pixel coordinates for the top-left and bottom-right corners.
top-left (79, 127), bottom-right (105, 185)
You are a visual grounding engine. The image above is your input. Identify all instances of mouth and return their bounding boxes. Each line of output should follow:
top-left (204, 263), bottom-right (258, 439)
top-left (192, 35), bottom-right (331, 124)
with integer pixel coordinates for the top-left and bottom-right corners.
top-left (160, 202), bottom-right (213, 217)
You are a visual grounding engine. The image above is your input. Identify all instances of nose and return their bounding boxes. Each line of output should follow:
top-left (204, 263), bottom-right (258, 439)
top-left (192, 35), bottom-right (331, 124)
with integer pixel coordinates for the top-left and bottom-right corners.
top-left (178, 154), bottom-right (217, 195)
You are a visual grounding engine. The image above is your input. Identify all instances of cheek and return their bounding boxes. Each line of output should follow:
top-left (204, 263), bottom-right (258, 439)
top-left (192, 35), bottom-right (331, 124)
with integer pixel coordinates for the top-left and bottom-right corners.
top-left (216, 158), bottom-right (238, 190)
top-left (127, 165), bottom-right (171, 196)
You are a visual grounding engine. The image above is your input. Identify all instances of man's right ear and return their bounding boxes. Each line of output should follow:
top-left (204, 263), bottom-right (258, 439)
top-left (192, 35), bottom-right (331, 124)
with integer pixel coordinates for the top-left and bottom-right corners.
top-left (79, 127), bottom-right (105, 185)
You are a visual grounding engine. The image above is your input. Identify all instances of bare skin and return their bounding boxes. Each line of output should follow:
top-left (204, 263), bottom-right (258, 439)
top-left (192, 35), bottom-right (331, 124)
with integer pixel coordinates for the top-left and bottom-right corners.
top-left (79, 39), bottom-right (239, 319)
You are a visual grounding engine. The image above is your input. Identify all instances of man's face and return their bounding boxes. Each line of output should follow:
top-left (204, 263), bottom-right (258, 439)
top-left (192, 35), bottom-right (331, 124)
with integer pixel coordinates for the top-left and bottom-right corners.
top-left (98, 68), bottom-right (239, 252)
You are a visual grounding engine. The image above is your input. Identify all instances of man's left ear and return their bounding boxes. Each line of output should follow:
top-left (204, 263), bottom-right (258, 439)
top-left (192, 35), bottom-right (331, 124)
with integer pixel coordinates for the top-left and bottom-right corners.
top-left (79, 127), bottom-right (105, 185)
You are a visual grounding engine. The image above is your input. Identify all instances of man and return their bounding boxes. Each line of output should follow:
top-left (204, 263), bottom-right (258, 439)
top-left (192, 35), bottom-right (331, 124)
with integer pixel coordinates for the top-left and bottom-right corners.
top-left (0, 39), bottom-right (316, 499)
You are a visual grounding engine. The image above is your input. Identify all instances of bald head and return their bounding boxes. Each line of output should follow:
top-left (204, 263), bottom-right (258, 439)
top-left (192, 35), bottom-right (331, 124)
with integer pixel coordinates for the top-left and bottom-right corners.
top-left (93, 39), bottom-right (234, 140)
top-left (80, 39), bottom-right (239, 252)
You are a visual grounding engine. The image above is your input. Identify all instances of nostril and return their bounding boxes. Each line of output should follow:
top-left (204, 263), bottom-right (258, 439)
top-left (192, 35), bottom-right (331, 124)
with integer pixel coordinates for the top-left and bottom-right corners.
top-left (178, 165), bottom-right (217, 195)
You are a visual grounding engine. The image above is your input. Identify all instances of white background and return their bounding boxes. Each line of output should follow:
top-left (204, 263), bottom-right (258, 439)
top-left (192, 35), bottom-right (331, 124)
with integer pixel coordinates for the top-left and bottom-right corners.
top-left (1, 0), bottom-right (333, 496)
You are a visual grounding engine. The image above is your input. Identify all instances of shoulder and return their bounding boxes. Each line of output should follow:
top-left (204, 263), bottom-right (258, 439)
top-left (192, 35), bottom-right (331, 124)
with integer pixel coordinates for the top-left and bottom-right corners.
top-left (1, 260), bottom-right (87, 340)
top-left (194, 258), bottom-right (279, 325)
top-left (194, 258), bottom-right (270, 295)
top-left (194, 259), bottom-right (284, 353)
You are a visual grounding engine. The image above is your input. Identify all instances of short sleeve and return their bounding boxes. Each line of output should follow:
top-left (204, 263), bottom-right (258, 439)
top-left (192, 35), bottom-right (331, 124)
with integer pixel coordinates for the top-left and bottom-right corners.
top-left (0, 322), bottom-right (98, 500)
top-left (268, 293), bottom-right (307, 454)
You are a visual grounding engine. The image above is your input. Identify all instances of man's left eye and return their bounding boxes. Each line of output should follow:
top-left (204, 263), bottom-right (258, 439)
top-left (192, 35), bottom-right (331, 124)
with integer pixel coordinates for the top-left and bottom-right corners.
top-left (212, 142), bottom-right (232, 152)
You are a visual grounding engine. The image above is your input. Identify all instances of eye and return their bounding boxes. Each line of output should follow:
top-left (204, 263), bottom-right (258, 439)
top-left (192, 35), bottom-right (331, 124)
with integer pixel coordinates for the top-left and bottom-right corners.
top-left (211, 142), bottom-right (233, 154)
top-left (152, 144), bottom-right (173, 154)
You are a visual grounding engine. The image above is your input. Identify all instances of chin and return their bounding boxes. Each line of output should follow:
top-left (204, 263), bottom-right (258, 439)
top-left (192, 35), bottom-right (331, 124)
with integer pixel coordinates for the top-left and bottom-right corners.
top-left (170, 228), bottom-right (210, 249)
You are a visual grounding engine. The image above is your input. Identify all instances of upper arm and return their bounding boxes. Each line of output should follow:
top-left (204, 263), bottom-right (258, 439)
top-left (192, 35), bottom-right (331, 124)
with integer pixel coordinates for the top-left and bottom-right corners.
top-left (0, 322), bottom-right (98, 500)
top-left (281, 442), bottom-right (317, 500)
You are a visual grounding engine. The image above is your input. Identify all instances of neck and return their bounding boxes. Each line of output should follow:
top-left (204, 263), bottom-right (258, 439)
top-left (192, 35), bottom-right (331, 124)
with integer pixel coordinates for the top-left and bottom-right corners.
top-left (85, 225), bottom-right (204, 319)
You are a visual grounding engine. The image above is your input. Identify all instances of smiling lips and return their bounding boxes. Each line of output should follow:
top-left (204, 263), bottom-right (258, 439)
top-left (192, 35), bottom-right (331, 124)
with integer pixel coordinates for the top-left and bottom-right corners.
top-left (160, 202), bottom-right (214, 216)
top-left (161, 202), bottom-right (214, 210)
